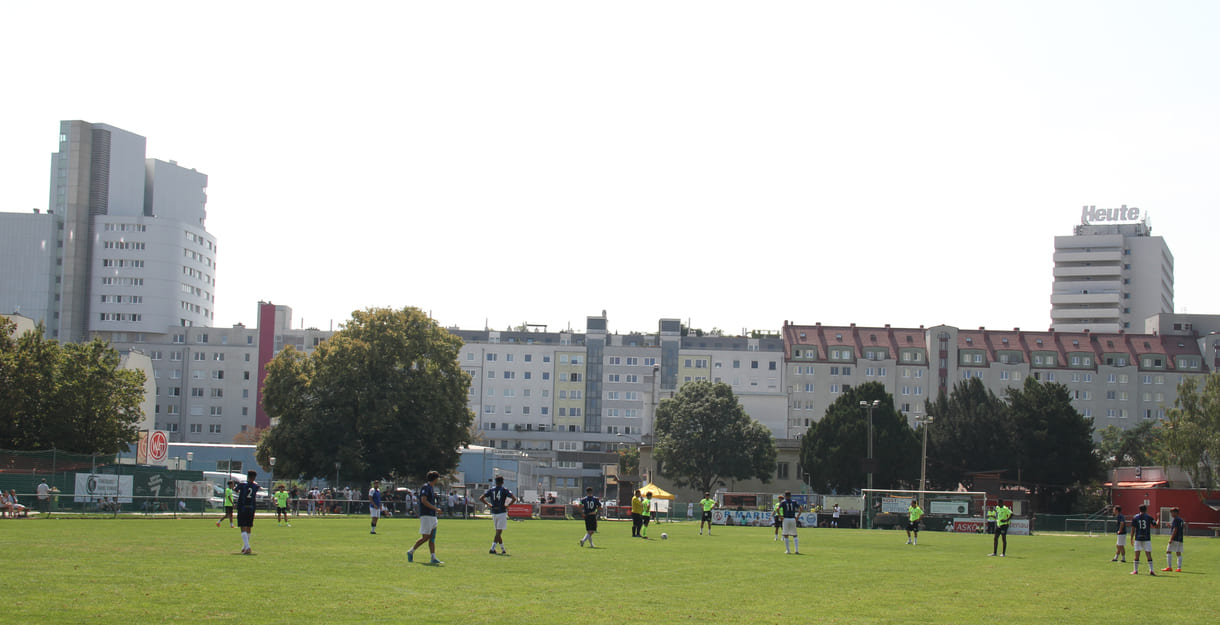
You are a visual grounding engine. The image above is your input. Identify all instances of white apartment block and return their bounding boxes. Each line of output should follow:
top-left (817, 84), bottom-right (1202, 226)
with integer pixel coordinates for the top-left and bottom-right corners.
top-left (0, 121), bottom-right (213, 342)
top-left (1051, 205), bottom-right (1173, 333)
top-left (782, 320), bottom-right (1219, 439)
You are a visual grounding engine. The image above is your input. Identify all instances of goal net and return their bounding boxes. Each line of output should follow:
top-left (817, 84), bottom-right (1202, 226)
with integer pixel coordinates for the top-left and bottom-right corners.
top-left (862, 489), bottom-right (988, 532)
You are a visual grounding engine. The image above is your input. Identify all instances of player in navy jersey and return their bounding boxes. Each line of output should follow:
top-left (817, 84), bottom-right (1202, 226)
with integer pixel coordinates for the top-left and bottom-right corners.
top-left (408, 471), bottom-right (443, 564)
top-left (234, 470), bottom-right (260, 555)
top-left (1129, 504), bottom-right (1158, 575)
top-left (779, 491), bottom-right (803, 554)
top-left (479, 475), bottom-right (516, 555)
top-left (578, 487), bottom-right (601, 548)
top-left (1111, 505), bottom-right (1127, 563)
top-left (1163, 507), bottom-right (1185, 572)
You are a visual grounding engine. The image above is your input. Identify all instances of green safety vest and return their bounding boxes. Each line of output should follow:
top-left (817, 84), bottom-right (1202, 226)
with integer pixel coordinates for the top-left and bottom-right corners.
top-left (642, 500), bottom-right (652, 517)
top-left (909, 506), bottom-right (923, 522)
top-left (987, 509), bottom-right (996, 521)
top-left (996, 506), bottom-right (1012, 525)
top-left (701, 498), bottom-right (715, 512)
top-left (223, 488), bottom-right (234, 506)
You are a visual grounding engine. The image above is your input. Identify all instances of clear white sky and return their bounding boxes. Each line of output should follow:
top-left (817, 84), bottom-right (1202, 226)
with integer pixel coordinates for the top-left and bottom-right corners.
top-left (3, 1), bottom-right (1217, 335)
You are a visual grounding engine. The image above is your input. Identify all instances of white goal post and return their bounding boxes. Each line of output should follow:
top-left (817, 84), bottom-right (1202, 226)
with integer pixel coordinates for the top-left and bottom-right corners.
top-left (861, 489), bottom-right (989, 531)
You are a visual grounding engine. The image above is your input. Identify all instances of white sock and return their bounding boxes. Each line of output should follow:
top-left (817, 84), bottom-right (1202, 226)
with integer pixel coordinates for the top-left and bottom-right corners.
top-left (1167, 554), bottom-right (1173, 568)
top-left (913, 536), bottom-right (917, 545)
top-left (783, 536), bottom-right (790, 552)
top-left (1177, 555), bottom-right (1182, 568)
top-left (794, 537), bottom-right (800, 552)
top-left (241, 532), bottom-right (250, 549)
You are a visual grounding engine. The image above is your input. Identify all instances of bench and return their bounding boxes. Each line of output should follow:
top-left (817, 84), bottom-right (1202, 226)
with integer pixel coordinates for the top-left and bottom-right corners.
top-left (1208, 525), bottom-right (1220, 538)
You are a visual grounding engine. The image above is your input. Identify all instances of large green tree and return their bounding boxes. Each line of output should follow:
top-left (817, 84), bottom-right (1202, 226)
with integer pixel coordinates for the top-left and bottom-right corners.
top-left (1096, 421), bottom-right (1167, 474)
top-left (258, 307), bottom-right (474, 485)
top-left (1163, 372), bottom-right (1220, 490)
top-left (1006, 377), bottom-right (1102, 512)
top-left (925, 378), bottom-right (1014, 490)
top-left (0, 319), bottom-right (145, 454)
top-left (653, 380), bottom-right (776, 494)
top-left (799, 382), bottom-right (919, 493)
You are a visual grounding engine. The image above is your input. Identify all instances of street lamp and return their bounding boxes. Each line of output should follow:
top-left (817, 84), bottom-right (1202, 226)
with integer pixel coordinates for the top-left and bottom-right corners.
top-left (335, 461), bottom-right (341, 488)
top-left (914, 414), bottom-right (934, 508)
top-left (186, 451), bottom-right (193, 470)
top-left (859, 400), bottom-right (880, 491)
top-left (269, 456), bottom-right (276, 489)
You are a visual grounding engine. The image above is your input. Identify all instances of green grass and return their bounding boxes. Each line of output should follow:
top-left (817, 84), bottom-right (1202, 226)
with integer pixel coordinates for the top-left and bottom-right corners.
top-left (2, 515), bottom-right (1215, 625)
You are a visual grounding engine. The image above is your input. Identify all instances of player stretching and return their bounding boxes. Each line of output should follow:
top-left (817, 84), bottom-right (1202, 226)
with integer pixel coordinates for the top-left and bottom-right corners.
top-left (578, 487), bottom-right (601, 547)
top-left (1163, 507), bottom-right (1185, 572)
top-left (779, 491), bottom-right (802, 554)
top-left (368, 480), bottom-right (382, 534)
top-left (906, 499), bottom-right (923, 545)
top-left (479, 476), bottom-right (516, 554)
top-left (1110, 505), bottom-right (1127, 563)
top-left (408, 471), bottom-right (444, 565)
top-left (234, 471), bottom-right (260, 555)
top-left (216, 480), bottom-right (236, 528)
top-left (698, 492), bottom-right (716, 535)
top-left (274, 485), bottom-right (291, 526)
top-left (1130, 504), bottom-right (1158, 575)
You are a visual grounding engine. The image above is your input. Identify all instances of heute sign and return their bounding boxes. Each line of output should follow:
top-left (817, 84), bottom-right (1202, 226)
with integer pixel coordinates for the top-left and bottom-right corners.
top-left (1082, 204), bottom-right (1141, 225)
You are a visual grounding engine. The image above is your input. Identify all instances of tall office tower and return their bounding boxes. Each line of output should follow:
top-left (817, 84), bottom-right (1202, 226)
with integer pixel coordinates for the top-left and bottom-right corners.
top-left (37, 120), bottom-right (214, 341)
top-left (1050, 205), bottom-right (1173, 333)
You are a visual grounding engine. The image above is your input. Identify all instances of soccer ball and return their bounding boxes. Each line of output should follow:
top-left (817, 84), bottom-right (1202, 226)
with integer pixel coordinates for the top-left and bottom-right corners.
top-left (661, 533), bottom-right (668, 540)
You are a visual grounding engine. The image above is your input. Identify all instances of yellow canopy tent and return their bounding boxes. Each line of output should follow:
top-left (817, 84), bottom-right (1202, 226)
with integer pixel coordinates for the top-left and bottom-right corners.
top-left (638, 483), bottom-right (675, 520)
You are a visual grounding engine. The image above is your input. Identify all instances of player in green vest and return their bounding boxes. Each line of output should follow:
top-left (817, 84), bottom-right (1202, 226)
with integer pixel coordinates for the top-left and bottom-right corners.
top-left (906, 499), bottom-right (924, 545)
top-left (640, 492), bottom-right (653, 538)
top-left (986, 506), bottom-right (997, 535)
top-left (773, 494), bottom-right (784, 541)
top-left (216, 480), bottom-right (236, 528)
top-left (274, 485), bottom-right (291, 527)
top-left (698, 492), bottom-right (717, 536)
top-left (990, 502), bottom-right (1012, 556)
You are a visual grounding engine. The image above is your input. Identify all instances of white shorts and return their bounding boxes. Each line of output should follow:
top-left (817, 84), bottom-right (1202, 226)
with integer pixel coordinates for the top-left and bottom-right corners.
top-left (419, 515), bottom-right (438, 536)
top-left (1167, 541), bottom-right (1183, 553)
top-left (370, 507), bottom-right (380, 519)
top-left (492, 512), bottom-right (508, 531)
top-left (1116, 534), bottom-right (1126, 546)
top-left (782, 518), bottom-right (798, 536)
top-left (1133, 540), bottom-right (1151, 552)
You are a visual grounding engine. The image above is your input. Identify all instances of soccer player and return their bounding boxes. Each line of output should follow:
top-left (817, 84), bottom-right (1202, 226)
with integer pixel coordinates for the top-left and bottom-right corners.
top-left (630, 489), bottom-right (644, 538)
top-left (985, 505), bottom-right (996, 535)
top-left (989, 501), bottom-right (1011, 556)
top-left (779, 490), bottom-right (802, 554)
top-left (234, 471), bottom-right (260, 555)
top-left (578, 487), bottom-right (601, 547)
top-left (479, 475), bottom-right (516, 554)
top-left (698, 492), bottom-right (716, 535)
top-left (772, 494), bottom-right (784, 541)
top-left (274, 485), bottom-right (291, 526)
top-left (407, 471), bottom-right (443, 565)
top-left (640, 492), bottom-right (653, 539)
top-left (216, 480), bottom-right (236, 528)
top-left (368, 480), bottom-right (382, 534)
top-left (906, 499), bottom-right (923, 545)
top-left (1111, 505), bottom-right (1127, 563)
top-left (1129, 503), bottom-right (1158, 575)
top-left (1163, 507), bottom-right (1185, 572)
top-left (831, 503), bottom-right (840, 528)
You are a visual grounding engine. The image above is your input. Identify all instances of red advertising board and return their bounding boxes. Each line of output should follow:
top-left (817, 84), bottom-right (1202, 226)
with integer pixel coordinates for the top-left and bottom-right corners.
top-left (507, 503), bottom-right (533, 519)
top-left (148, 430), bottom-right (169, 463)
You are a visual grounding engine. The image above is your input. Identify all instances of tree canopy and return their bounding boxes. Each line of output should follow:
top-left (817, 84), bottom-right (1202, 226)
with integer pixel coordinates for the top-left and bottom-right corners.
top-left (258, 307), bottom-right (474, 485)
top-left (1163, 372), bottom-right (1220, 490)
top-left (653, 380), bottom-right (776, 494)
top-left (1096, 421), bottom-right (1166, 474)
top-left (799, 381), bottom-right (919, 493)
top-left (925, 378), bottom-right (1014, 490)
top-left (0, 319), bottom-right (145, 454)
top-left (1005, 377), bottom-right (1102, 511)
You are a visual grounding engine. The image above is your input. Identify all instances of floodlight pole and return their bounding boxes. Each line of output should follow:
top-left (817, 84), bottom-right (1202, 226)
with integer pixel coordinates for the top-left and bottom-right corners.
top-left (915, 413), bottom-right (933, 509)
top-left (860, 399), bottom-right (879, 529)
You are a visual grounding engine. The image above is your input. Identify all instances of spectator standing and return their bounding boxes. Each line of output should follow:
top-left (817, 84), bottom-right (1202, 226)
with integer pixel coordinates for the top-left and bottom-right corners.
top-left (37, 479), bottom-right (50, 515)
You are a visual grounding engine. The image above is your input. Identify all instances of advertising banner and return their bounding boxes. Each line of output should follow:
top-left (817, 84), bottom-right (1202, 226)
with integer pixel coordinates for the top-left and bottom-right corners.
top-left (73, 473), bottom-right (134, 503)
top-left (951, 517), bottom-right (1030, 535)
top-left (881, 497), bottom-right (910, 513)
top-left (712, 509), bottom-right (817, 527)
top-left (175, 480), bottom-right (213, 500)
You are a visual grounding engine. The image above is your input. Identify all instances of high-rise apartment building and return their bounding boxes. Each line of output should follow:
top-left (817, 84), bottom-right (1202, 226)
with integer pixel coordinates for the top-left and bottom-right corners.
top-left (0, 121), bottom-right (214, 341)
top-left (1050, 205), bottom-right (1173, 333)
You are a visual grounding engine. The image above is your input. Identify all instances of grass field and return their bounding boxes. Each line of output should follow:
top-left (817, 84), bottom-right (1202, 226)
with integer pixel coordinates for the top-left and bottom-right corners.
top-left (2, 515), bottom-right (1214, 625)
